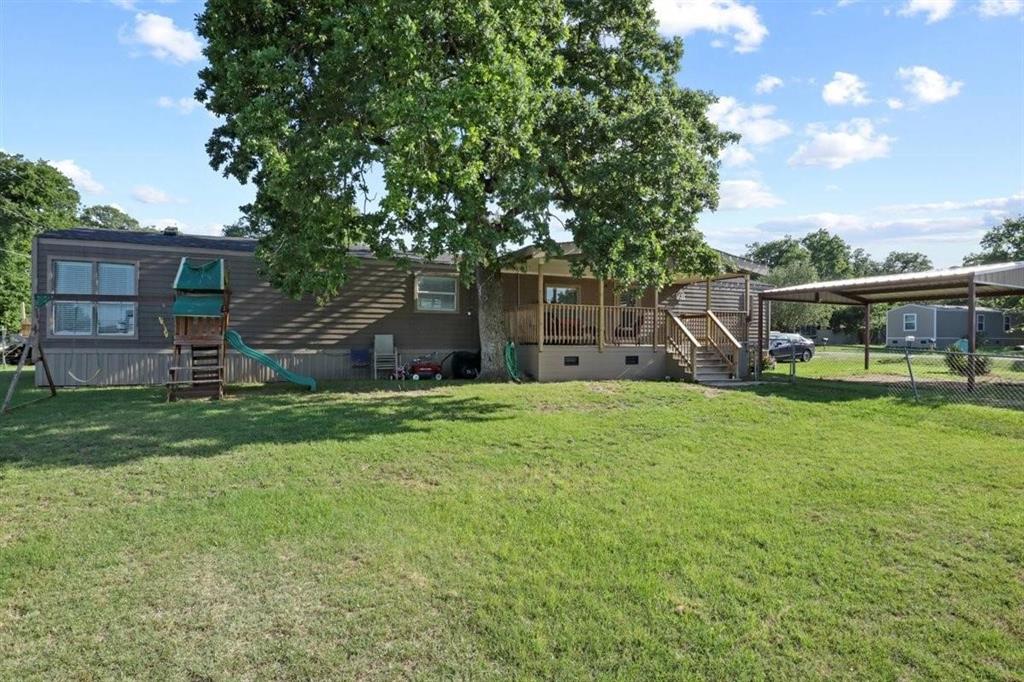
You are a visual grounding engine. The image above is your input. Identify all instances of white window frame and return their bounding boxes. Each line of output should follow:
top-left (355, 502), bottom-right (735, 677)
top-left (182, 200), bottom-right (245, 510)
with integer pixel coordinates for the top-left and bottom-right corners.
top-left (49, 257), bottom-right (139, 338)
top-left (976, 313), bottom-right (985, 333)
top-left (414, 274), bottom-right (459, 313)
top-left (545, 285), bottom-right (581, 305)
top-left (903, 313), bottom-right (917, 332)
top-left (1004, 315), bottom-right (1012, 333)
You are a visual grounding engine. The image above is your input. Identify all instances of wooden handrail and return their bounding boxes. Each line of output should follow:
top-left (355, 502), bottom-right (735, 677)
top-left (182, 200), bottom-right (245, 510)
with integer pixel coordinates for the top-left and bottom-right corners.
top-left (707, 311), bottom-right (741, 349)
top-left (667, 311), bottom-right (702, 347)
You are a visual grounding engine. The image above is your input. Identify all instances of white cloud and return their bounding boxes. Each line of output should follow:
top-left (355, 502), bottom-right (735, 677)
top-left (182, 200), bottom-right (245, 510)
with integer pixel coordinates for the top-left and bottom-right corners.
top-left (898, 0), bottom-right (956, 23)
top-left (707, 97), bottom-right (792, 145)
top-left (720, 144), bottom-right (756, 167)
top-left (157, 95), bottom-right (201, 114)
top-left (789, 119), bottom-right (893, 169)
top-left (110, 0), bottom-right (137, 9)
top-left (48, 159), bottom-right (104, 194)
top-left (978, 0), bottom-right (1022, 16)
top-left (654, 0), bottom-right (768, 53)
top-left (880, 192), bottom-right (1024, 213)
top-left (887, 97), bottom-right (905, 110)
top-left (897, 65), bottom-right (963, 104)
top-left (121, 13), bottom-right (202, 64)
top-left (822, 71), bottom-right (871, 106)
top-left (754, 75), bottom-right (783, 94)
top-left (132, 185), bottom-right (178, 204)
top-left (719, 179), bottom-right (784, 210)
top-left (825, 184), bottom-right (840, 191)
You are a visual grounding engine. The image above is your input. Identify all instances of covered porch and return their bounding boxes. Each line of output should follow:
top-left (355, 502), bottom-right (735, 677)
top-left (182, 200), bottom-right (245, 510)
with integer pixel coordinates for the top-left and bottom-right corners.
top-left (501, 245), bottom-right (768, 381)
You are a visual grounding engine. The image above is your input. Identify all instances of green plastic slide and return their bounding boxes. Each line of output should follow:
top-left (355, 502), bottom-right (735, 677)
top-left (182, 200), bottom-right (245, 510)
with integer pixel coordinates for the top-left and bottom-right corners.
top-left (225, 330), bottom-right (317, 391)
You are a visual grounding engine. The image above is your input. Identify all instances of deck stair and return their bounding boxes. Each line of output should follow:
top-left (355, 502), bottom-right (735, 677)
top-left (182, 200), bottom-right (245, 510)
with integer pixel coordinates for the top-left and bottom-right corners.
top-left (665, 310), bottom-right (743, 384)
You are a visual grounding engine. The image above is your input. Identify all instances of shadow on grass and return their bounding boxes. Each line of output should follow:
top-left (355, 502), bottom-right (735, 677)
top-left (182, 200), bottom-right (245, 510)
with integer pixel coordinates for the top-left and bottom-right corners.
top-left (0, 379), bottom-right (510, 470)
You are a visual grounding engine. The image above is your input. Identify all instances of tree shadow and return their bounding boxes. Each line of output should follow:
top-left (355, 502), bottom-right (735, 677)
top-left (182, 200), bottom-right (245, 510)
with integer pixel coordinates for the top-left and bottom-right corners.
top-left (0, 380), bottom-right (510, 470)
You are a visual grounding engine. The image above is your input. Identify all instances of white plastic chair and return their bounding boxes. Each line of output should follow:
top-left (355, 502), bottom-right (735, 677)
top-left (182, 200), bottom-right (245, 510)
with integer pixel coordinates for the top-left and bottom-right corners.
top-left (373, 334), bottom-right (398, 379)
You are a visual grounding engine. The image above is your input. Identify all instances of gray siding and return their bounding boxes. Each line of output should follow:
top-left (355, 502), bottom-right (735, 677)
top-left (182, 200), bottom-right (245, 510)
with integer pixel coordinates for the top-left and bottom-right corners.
top-left (887, 305), bottom-right (938, 345)
top-left (35, 238), bottom-right (479, 353)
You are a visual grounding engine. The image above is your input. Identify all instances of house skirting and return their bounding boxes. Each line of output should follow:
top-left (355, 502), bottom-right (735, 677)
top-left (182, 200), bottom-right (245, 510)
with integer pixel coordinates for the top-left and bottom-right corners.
top-left (516, 345), bottom-right (670, 382)
top-left (34, 347), bottom-right (469, 387)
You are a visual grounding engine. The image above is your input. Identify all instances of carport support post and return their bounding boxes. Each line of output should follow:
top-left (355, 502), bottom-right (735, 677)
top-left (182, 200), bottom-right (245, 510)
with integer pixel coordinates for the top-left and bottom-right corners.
top-left (967, 274), bottom-right (976, 390)
top-left (863, 304), bottom-right (871, 370)
top-left (597, 277), bottom-right (605, 352)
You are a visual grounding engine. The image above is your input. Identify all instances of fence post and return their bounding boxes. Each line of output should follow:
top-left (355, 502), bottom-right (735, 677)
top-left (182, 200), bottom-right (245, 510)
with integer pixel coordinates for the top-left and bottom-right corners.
top-left (904, 344), bottom-right (919, 402)
top-left (789, 345), bottom-right (796, 383)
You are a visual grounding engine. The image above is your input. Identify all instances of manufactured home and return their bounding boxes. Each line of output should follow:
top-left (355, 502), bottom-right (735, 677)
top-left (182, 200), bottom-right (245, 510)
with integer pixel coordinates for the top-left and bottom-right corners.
top-left (31, 227), bottom-right (768, 387)
top-left (886, 303), bottom-right (1024, 348)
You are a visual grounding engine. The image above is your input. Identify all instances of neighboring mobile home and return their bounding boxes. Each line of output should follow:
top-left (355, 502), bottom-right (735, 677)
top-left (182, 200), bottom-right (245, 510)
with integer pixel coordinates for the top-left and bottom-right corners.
top-left (31, 227), bottom-right (768, 387)
top-left (886, 303), bottom-right (1024, 348)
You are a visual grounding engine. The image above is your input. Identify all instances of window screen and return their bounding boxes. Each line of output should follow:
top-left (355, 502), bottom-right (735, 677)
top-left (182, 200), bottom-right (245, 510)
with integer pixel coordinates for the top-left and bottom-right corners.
top-left (54, 261), bottom-right (93, 294)
top-left (416, 275), bottom-right (457, 311)
top-left (545, 286), bottom-right (579, 304)
top-left (53, 302), bottom-right (94, 335)
top-left (903, 313), bottom-right (917, 332)
top-left (97, 303), bottom-right (136, 336)
top-left (98, 263), bottom-right (136, 295)
top-left (977, 314), bottom-right (985, 332)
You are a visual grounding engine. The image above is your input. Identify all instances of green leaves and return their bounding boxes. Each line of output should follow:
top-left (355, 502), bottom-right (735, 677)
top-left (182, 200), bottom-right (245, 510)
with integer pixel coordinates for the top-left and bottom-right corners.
top-left (198, 0), bottom-right (729, 301)
top-left (0, 152), bottom-right (80, 328)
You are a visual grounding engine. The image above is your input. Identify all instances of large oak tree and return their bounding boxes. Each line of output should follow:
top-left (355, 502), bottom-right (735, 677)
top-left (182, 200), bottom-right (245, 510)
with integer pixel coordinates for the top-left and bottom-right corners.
top-left (197, 0), bottom-right (732, 376)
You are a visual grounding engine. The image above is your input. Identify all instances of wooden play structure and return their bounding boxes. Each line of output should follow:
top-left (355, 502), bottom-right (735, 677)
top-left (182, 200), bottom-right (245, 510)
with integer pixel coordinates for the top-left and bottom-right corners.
top-left (167, 258), bottom-right (229, 401)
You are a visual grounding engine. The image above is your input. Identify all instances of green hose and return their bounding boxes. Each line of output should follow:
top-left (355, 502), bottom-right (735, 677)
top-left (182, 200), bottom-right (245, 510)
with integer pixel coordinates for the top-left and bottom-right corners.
top-left (504, 341), bottom-right (521, 383)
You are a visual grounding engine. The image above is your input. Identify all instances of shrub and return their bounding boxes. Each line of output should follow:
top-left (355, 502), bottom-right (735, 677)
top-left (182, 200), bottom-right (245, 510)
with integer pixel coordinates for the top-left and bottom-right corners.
top-left (944, 346), bottom-right (992, 376)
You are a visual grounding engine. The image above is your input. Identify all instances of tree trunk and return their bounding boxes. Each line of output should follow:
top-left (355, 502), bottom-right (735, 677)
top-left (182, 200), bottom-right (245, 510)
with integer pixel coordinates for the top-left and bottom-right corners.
top-left (475, 262), bottom-right (507, 379)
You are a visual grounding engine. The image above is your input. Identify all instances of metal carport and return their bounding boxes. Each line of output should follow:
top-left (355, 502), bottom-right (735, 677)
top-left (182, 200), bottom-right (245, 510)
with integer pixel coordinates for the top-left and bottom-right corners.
top-left (758, 261), bottom-right (1024, 386)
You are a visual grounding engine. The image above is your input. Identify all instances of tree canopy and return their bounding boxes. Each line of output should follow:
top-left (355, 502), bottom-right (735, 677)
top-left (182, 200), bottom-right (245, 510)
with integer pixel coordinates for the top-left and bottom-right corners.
top-left (197, 0), bottom-right (733, 374)
top-left (965, 215), bottom-right (1024, 265)
top-left (0, 152), bottom-right (80, 330)
top-left (762, 260), bottom-right (833, 332)
top-left (881, 250), bottom-right (932, 274)
top-left (79, 204), bottom-right (145, 231)
top-left (965, 215), bottom-right (1023, 330)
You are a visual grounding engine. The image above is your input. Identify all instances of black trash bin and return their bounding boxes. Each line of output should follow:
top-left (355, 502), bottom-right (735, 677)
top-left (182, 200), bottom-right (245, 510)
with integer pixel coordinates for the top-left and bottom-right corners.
top-left (450, 351), bottom-right (480, 379)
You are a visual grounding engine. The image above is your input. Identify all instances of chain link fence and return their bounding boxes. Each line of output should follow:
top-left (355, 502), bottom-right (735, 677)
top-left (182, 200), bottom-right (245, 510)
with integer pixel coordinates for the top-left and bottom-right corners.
top-left (758, 344), bottom-right (1024, 409)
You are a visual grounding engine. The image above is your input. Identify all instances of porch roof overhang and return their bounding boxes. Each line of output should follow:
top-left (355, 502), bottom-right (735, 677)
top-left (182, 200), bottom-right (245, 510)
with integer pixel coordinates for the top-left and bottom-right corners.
top-left (760, 261), bottom-right (1024, 305)
top-left (504, 241), bottom-right (768, 280)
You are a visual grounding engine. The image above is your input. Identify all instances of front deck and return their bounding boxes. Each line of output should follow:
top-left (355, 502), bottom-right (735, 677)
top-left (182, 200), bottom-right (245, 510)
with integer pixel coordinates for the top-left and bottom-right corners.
top-left (506, 303), bottom-right (751, 382)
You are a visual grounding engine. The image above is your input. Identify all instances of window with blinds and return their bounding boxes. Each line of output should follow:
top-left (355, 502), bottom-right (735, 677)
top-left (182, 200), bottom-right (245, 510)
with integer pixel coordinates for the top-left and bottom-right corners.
top-left (54, 261), bottom-right (93, 294)
top-left (415, 275), bottom-right (458, 312)
top-left (51, 260), bottom-right (137, 337)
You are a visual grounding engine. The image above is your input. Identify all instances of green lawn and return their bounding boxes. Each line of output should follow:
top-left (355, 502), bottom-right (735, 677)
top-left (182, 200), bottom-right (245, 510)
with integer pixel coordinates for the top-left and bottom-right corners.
top-left (1, 370), bottom-right (1022, 679)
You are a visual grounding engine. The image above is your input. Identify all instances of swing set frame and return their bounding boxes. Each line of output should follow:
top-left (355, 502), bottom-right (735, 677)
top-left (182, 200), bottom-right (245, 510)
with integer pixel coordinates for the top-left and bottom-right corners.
top-left (1, 297), bottom-right (58, 416)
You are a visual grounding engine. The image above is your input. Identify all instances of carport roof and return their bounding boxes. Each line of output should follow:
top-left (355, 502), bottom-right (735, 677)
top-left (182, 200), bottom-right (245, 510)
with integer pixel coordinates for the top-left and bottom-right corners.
top-left (761, 261), bottom-right (1024, 305)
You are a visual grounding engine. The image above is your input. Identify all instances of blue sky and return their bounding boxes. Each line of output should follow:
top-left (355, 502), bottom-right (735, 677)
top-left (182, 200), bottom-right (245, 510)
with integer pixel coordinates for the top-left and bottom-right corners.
top-left (1, 0), bottom-right (1021, 266)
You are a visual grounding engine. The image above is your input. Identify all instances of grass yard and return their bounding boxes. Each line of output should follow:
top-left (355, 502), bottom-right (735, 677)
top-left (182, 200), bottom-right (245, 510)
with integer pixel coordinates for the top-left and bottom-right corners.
top-left (1, 369), bottom-right (1022, 679)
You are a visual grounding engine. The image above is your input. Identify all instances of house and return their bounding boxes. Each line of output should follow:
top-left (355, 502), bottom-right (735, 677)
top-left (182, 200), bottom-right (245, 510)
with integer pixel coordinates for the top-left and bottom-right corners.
top-left (30, 227), bottom-right (768, 387)
top-left (886, 303), bottom-right (1024, 348)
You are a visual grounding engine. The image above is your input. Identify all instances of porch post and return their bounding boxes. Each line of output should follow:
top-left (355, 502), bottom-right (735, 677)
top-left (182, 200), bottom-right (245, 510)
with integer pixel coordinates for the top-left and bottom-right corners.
top-left (863, 303), bottom-right (871, 370)
top-left (757, 296), bottom-right (764, 380)
top-left (705, 277), bottom-right (712, 311)
top-left (967, 274), bottom-right (976, 390)
top-left (652, 287), bottom-right (658, 351)
top-left (537, 261), bottom-right (544, 352)
top-left (743, 274), bottom-right (751, 343)
top-left (597, 277), bottom-right (605, 352)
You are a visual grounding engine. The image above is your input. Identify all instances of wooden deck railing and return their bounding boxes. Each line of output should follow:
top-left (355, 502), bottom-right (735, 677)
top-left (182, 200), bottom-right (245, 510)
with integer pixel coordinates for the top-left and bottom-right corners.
top-left (506, 304), bottom-right (663, 346)
top-left (665, 311), bottom-right (700, 372)
top-left (706, 310), bottom-right (742, 376)
top-left (506, 305), bottom-right (746, 359)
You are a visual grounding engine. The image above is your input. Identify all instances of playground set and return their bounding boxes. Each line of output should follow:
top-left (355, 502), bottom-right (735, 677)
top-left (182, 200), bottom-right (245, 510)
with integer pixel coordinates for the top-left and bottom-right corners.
top-left (2, 258), bottom-right (317, 414)
top-left (167, 257), bottom-right (317, 400)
